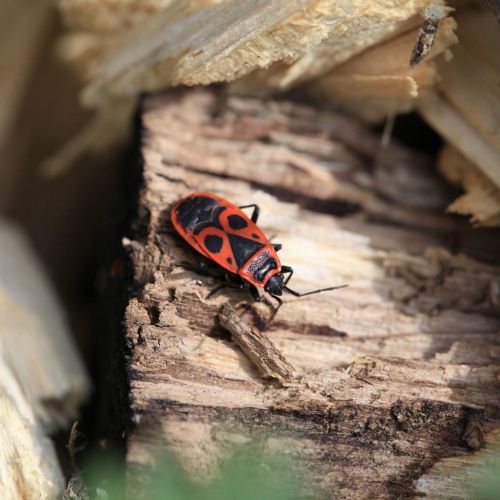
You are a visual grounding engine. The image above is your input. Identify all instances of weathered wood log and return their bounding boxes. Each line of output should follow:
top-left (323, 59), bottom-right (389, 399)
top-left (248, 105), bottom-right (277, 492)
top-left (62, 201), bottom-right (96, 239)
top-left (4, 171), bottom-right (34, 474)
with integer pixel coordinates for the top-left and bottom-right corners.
top-left (120, 88), bottom-right (500, 499)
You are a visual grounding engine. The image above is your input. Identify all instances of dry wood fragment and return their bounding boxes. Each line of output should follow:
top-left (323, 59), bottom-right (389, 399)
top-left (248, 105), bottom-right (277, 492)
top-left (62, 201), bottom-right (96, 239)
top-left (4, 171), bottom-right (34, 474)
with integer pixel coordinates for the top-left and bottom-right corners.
top-left (121, 89), bottom-right (500, 499)
top-left (438, 7), bottom-right (500, 159)
top-left (66, 0), bottom-right (450, 107)
top-left (218, 305), bottom-right (295, 383)
top-left (418, 7), bottom-right (500, 189)
top-left (81, 0), bottom-right (316, 105)
top-left (0, 220), bottom-right (90, 429)
top-left (0, 219), bottom-right (91, 499)
top-left (438, 145), bottom-right (500, 227)
top-left (302, 16), bottom-right (456, 121)
top-left (420, 91), bottom-right (500, 191)
top-left (0, 363), bottom-right (64, 499)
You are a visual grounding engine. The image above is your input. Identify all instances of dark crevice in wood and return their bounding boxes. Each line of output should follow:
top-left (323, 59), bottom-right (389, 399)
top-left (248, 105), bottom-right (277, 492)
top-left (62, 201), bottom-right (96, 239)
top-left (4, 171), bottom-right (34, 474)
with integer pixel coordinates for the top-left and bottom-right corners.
top-left (171, 161), bottom-right (362, 217)
top-left (270, 320), bottom-right (348, 338)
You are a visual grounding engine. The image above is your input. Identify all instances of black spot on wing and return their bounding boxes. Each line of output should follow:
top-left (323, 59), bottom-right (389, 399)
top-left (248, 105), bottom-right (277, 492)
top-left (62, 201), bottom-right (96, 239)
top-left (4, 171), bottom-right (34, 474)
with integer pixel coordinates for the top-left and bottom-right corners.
top-left (204, 235), bottom-right (223, 254)
top-left (226, 257), bottom-right (233, 265)
top-left (176, 196), bottom-right (225, 233)
top-left (193, 206), bottom-right (226, 235)
top-left (228, 234), bottom-right (265, 267)
top-left (251, 233), bottom-right (260, 240)
top-left (228, 214), bottom-right (248, 230)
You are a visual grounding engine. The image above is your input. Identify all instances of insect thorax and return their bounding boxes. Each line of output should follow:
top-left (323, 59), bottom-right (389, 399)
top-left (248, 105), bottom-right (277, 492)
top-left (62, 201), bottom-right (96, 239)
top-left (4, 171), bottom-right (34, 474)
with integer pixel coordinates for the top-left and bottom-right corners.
top-left (243, 248), bottom-right (279, 284)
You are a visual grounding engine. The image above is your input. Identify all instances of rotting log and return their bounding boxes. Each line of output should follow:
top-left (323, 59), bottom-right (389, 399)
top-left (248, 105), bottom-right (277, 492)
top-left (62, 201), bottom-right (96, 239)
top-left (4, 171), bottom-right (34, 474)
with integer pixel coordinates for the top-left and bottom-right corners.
top-left (119, 88), bottom-right (500, 499)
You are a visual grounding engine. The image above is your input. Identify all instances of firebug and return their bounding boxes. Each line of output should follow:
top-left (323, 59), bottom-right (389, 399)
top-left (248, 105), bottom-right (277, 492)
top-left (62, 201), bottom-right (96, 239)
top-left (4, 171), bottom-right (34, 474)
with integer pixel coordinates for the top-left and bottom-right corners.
top-left (170, 192), bottom-right (346, 309)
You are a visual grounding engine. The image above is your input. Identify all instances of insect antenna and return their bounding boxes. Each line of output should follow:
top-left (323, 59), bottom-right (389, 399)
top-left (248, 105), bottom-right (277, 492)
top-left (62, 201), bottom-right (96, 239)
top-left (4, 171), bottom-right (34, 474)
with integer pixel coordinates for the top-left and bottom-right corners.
top-left (284, 284), bottom-right (348, 297)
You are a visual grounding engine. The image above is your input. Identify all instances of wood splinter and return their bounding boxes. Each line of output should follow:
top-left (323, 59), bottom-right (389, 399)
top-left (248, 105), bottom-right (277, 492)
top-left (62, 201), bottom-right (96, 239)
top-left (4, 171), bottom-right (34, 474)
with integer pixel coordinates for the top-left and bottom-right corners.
top-left (218, 305), bottom-right (295, 383)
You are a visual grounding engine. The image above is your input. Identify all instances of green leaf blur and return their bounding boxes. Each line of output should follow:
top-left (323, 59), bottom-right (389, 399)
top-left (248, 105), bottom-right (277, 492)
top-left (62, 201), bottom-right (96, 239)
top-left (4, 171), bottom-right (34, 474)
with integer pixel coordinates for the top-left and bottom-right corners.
top-left (470, 450), bottom-right (500, 500)
top-left (84, 449), bottom-right (298, 500)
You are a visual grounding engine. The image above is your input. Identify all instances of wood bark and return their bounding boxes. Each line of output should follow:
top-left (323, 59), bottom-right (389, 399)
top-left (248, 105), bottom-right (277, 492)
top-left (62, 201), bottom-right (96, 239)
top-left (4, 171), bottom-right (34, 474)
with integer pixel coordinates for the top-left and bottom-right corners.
top-left (121, 88), bottom-right (500, 499)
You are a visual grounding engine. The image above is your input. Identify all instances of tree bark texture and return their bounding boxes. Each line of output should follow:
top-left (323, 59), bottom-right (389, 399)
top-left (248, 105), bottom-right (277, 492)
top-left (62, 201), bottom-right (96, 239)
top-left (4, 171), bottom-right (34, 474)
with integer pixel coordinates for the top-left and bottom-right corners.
top-left (120, 88), bottom-right (500, 499)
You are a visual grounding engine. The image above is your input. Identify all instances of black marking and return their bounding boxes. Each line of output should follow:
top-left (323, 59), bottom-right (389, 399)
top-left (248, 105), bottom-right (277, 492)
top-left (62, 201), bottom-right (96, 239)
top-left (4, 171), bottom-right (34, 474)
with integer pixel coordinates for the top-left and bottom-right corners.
top-left (252, 233), bottom-right (260, 240)
top-left (228, 234), bottom-right (264, 268)
top-left (226, 257), bottom-right (233, 265)
top-left (204, 235), bottom-right (223, 254)
top-left (176, 196), bottom-right (225, 233)
top-left (192, 206), bottom-right (226, 234)
top-left (228, 214), bottom-right (248, 230)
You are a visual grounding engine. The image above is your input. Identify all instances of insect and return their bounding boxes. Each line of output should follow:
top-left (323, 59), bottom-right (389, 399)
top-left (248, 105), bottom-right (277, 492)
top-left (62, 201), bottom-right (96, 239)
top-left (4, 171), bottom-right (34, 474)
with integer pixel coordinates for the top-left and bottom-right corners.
top-left (170, 192), bottom-right (347, 310)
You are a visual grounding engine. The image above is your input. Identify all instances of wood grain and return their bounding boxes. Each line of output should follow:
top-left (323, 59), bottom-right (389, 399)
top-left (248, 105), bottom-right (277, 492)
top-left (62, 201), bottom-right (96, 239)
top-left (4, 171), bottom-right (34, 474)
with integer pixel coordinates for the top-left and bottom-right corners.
top-left (121, 88), bottom-right (500, 499)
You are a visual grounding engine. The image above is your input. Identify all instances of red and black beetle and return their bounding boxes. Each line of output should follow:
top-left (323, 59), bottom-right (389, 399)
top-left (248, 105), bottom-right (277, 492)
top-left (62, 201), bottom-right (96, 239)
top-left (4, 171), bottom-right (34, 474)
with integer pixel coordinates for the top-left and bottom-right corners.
top-left (171, 192), bottom-right (346, 308)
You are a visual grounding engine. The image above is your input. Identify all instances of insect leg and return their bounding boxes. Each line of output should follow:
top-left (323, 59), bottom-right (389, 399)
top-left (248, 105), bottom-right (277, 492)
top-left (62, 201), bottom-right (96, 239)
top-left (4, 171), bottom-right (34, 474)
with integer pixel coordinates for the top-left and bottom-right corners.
top-left (207, 274), bottom-right (245, 298)
top-left (179, 259), bottom-right (208, 273)
top-left (270, 294), bottom-right (282, 306)
top-left (179, 259), bottom-right (219, 277)
top-left (266, 234), bottom-right (281, 251)
top-left (239, 204), bottom-right (260, 223)
top-left (281, 265), bottom-right (294, 285)
top-left (249, 284), bottom-right (262, 302)
top-left (268, 294), bottom-right (283, 321)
